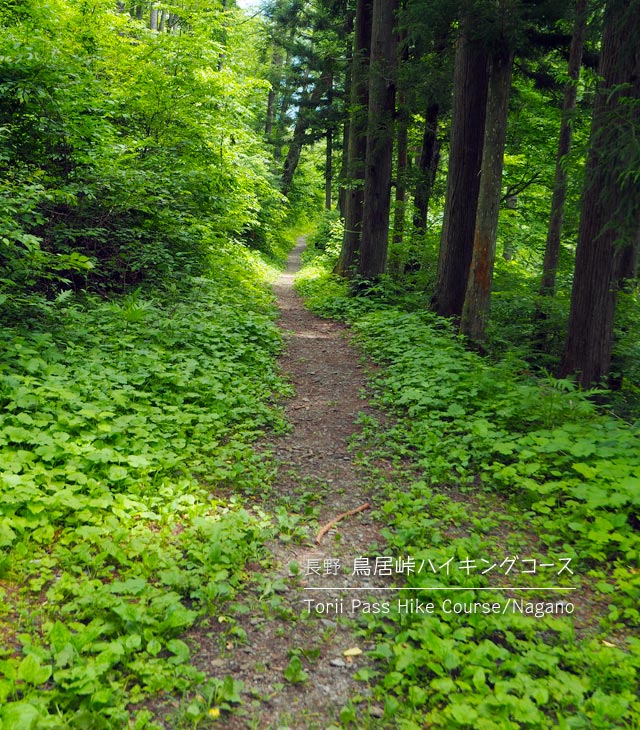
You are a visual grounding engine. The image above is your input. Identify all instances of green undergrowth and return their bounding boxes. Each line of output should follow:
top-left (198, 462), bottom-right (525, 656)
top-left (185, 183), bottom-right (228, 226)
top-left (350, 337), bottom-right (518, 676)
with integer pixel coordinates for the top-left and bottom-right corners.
top-left (0, 243), bottom-right (291, 728)
top-left (296, 250), bottom-right (640, 729)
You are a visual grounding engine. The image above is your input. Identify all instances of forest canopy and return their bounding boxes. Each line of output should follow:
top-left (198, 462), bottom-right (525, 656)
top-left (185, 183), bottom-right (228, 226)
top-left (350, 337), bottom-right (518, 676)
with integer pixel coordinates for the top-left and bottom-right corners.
top-left (0, 0), bottom-right (639, 726)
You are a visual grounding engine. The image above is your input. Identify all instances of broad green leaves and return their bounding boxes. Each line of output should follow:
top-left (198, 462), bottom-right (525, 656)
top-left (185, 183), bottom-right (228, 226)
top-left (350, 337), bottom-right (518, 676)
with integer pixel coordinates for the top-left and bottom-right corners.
top-left (299, 250), bottom-right (640, 730)
top-left (0, 249), bottom-right (286, 725)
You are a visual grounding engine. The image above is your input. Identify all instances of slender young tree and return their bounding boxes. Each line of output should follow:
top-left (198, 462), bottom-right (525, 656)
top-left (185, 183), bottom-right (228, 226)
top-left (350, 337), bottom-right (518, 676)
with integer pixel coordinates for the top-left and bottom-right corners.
top-left (560, 0), bottom-right (640, 387)
top-left (281, 72), bottom-right (330, 195)
top-left (413, 101), bottom-right (440, 232)
top-left (357, 0), bottom-right (397, 280)
top-left (539, 0), bottom-right (588, 297)
top-left (392, 35), bottom-right (410, 254)
top-left (335, 0), bottom-right (372, 277)
top-left (430, 17), bottom-right (489, 317)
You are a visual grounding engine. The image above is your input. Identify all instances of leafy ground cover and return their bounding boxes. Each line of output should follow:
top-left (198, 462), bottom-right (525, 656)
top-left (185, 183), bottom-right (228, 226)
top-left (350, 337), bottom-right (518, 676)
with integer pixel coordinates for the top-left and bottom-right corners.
top-left (296, 232), bottom-right (640, 729)
top-left (0, 244), bottom-right (291, 729)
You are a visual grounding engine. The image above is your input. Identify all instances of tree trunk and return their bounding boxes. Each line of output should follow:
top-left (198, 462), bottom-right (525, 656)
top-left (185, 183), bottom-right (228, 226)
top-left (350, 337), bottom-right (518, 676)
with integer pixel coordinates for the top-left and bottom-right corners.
top-left (357, 0), bottom-right (397, 281)
top-left (325, 71), bottom-right (334, 210)
top-left (560, 0), bottom-right (640, 387)
top-left (539, 0), bottom-right (588, 296)
top-left (413, 102), bottom-right (440, 232)
top-left (392, 35), bottom-right (409, 254)
top-left (460, 47), bottom-right (515, 344)
top-left (274, 46), bottom-right (298, 163)
top-left (338, 10), bottom-right (355, 218)
top-left (338, 117), bottom-right (350, 218)
top-left (335, 0), bottom-right (372, 277)
top-left (281, 74), bottom-right (329, 196)
top-left (431, 20), bottom-right (489, 318)
top-left (392, 97), bottom-right (408, 239)
top-left (149, 5), bottom-right (158, 31)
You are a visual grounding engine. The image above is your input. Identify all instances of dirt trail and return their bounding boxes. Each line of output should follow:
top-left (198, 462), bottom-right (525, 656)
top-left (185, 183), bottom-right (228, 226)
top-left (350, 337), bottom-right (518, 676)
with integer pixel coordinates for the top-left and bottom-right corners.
top-left (190, 238), bottom-right (391, 728)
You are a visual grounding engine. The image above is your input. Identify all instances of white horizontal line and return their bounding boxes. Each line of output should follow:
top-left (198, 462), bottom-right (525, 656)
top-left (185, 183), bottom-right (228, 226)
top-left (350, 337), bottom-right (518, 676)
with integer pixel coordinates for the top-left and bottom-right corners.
top-left (303, 586), bottom-right (577, 591)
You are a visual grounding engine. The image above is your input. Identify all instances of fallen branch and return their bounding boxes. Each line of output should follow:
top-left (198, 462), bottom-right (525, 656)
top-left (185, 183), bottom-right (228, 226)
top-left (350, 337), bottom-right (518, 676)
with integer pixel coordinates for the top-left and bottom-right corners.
top-left (316, 503), bottom-right (370, 544)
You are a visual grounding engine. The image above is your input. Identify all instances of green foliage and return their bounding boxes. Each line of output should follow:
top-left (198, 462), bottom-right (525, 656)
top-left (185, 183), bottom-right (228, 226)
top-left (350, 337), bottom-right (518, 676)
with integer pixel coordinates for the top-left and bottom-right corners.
top-left (298, 257), bottom-right (640, 730)
top-left (0, 246), bottom-right (288, 726)
top-left (283, 655), bottom-right (309, 684)
top-left (0, 0), bottom-right (286, 300)
top-left (305, 209), bottom-right (344, 260)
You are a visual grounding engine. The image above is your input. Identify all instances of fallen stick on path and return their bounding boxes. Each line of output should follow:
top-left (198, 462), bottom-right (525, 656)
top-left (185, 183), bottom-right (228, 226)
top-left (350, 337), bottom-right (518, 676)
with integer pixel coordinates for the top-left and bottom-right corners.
top-left (316, 503), bottom-right (370, 544)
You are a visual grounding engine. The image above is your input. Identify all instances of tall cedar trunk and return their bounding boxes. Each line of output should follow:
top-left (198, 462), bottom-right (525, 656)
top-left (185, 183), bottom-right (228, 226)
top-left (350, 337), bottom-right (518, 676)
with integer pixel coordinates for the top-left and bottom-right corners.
top-left (281, 74), bottom-right (328, 196)
top-left (431, 21), bottom-right (489, 318)
top-left (560, 0), bottom-right (640, 387)
top-left (325, 72), bottom-right (334, 209)
top-left (413, 102), bottom-right (440, 231)
top-left (357, 0), bottom-right (397, 280)
top-left (335, 0), bottom-right (372, 277)
top-left (539, 0), bottom-right (588, 296)
top-left (460, 47), bottom-right (514, 344)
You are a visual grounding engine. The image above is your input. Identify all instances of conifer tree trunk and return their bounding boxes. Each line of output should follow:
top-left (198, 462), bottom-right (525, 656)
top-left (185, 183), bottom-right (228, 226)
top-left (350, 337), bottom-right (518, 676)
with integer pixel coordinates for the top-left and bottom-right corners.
top-left (335, 0), bottom-right (372, 277)
top-left (560, 0), bottom-right (640, 387)
top-left (460, 47), bottom-right (514, 344)
top-left (539, 0), bottom-right (588, 296)
top-left (357, 0), bottom-right (397, 280)
top-left (431, 20), bottom-right (489, 317)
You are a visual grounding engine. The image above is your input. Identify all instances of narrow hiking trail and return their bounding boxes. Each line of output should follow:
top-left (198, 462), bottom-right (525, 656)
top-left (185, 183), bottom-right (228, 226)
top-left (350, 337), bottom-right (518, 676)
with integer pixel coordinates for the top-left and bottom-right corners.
top-left (188, 239), bottom-right (392, 728)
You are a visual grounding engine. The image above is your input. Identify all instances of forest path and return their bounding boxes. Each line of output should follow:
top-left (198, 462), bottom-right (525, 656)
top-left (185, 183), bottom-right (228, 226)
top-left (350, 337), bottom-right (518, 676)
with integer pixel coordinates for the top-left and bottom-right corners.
top-left (189, 238), bottom-right (391, 728)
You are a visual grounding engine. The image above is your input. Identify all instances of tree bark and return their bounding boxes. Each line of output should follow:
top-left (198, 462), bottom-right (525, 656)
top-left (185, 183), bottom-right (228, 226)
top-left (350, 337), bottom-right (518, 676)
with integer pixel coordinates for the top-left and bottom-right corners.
top-left (539, 0), bottom-right (588, 296)
top-left (460, 47), bottom-right (514, 344)
top-left (149, 4), bottom-right (158, 31)
top-left (335, 0), bottom-right (372, 277)
top-left (357, 0), bottom-right (397, 281)
top-left (431, 20), bottom-right (489, 318)
top-left (560, 0), bottom-right (640, 387)
top-left (413, 102), bottom-right (440, 232)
